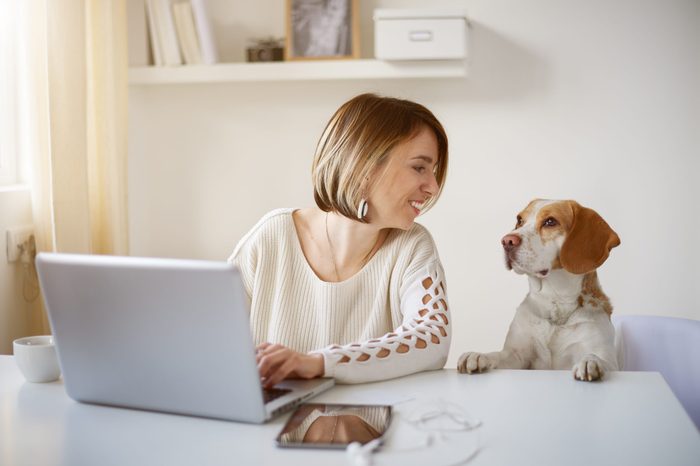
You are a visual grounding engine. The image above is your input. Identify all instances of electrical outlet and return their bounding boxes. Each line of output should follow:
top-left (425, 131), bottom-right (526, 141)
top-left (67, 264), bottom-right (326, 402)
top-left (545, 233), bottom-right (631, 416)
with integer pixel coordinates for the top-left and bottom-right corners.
top-left (6, 226), bottom-right (34, 263)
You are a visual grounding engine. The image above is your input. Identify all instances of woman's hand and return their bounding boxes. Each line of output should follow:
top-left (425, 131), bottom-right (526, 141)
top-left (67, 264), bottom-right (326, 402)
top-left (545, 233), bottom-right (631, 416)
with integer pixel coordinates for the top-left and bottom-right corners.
top-left (256, 342), bottom-right (324, 388)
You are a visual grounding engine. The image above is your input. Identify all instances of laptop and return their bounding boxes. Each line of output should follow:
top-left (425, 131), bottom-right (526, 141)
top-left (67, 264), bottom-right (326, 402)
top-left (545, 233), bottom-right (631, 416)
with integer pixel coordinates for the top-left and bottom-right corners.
top-left (35, 252), bottom-right (334, 424)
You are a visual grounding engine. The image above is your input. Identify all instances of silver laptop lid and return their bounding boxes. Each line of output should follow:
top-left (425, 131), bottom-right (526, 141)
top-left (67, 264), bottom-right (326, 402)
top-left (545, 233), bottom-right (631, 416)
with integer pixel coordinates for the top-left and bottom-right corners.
top-left (36, 253), bottom-right (268, 423)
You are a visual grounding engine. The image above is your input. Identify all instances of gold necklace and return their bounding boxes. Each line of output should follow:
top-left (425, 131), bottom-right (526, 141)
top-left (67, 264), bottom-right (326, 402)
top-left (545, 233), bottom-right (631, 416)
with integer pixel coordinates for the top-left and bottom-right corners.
top-left (324, 212), bottom-right (341, 282)
top-left (325, 212), bottom-right (384, 283)
top-left (329, 414), bottom-right (339, 443)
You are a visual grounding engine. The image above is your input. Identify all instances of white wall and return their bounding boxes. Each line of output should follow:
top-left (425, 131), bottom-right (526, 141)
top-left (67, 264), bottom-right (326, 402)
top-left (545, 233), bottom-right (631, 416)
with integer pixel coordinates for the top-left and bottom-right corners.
top-left (128, 0), bottom-right (700, 367)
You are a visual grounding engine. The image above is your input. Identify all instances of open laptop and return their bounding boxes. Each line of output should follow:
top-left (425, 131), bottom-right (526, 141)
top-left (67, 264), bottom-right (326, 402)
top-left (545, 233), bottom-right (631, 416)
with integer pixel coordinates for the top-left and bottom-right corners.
top-left (35, 252), bottom-right (334, 424)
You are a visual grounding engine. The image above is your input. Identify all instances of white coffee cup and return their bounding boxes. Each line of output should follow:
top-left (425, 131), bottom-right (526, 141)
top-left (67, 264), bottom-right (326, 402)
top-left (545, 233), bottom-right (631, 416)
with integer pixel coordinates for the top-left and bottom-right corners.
top-left (13, 335), bottom-right (61, 383)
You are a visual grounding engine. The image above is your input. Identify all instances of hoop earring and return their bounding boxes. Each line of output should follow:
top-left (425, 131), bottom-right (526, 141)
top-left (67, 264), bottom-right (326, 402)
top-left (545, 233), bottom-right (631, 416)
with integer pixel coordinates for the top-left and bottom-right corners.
top-left (357, 199), bottom-right (368, 220)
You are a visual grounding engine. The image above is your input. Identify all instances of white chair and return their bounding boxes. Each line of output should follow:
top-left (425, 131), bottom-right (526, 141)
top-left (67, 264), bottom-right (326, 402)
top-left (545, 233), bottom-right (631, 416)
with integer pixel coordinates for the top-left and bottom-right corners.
top-left (612, 315), bottom-right (700, 430)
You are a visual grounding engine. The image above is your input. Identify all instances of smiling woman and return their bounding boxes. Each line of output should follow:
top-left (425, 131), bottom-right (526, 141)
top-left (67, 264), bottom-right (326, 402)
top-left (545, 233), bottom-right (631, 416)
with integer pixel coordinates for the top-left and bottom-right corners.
top-left (228, 93), bottom-right (451, 385)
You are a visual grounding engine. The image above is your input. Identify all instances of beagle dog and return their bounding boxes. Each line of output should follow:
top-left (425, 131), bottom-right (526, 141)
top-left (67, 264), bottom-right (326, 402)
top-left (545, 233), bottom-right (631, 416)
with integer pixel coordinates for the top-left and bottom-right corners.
top-left (458, 199), bottom-right (621, 381)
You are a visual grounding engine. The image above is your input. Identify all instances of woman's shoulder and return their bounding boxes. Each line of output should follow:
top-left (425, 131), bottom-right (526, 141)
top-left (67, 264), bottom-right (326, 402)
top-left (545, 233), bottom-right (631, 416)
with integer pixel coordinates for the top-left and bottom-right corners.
top-left (251, 208), bottom-right (296, 232)
top-left (389, 223), bottom-right (445, 289)
top-left (373, 222), bottom-right (441, 274)
top-left (228, 208), bottom-right (296, 261)
top-left (389, 222), bottom-right (438, 254)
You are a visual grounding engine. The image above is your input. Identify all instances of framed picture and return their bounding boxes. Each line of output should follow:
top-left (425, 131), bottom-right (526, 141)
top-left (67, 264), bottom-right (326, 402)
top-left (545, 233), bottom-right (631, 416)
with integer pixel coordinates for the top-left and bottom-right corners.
top-left (285, 0), bottom-right (360, 60)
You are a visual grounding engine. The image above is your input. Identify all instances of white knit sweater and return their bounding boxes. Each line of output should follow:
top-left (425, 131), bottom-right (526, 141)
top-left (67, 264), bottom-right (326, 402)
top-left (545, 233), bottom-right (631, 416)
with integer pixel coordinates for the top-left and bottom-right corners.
top-left (228, 208), bottom-right (450, 384)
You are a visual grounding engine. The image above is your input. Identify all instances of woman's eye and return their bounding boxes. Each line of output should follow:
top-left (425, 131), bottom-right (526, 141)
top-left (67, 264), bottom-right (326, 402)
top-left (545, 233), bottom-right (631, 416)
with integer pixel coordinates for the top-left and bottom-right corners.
top-left (414, 166), bottom-right (426, 174)
top-left (542, 217), bottom-right (558, 227)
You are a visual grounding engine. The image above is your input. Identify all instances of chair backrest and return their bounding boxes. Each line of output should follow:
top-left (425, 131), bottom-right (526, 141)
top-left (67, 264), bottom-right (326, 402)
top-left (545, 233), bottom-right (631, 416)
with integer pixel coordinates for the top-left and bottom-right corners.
top-left (612, 315), bottom-right (700, 430)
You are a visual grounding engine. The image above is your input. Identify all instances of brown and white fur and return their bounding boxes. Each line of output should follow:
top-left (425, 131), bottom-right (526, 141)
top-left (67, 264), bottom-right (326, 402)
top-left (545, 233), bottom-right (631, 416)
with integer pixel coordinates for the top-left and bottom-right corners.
top-left (458, 199), bottom-right (621, 381)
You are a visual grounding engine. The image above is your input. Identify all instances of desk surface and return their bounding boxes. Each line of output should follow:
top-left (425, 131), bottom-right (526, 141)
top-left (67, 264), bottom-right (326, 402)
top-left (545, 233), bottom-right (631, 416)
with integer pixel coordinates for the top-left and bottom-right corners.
top-left (0, 355), bottom-right (698, 466)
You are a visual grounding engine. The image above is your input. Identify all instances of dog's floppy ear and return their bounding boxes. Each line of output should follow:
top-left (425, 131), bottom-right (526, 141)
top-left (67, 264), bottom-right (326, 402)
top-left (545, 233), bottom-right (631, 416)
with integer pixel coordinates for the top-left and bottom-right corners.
top-left (560, 201), bottom-right (620, 275)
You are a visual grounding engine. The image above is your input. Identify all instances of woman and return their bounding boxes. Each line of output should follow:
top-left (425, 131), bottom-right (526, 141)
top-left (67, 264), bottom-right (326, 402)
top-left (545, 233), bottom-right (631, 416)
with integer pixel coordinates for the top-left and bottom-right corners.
top-left (229, 93), bottom-right (450, 386)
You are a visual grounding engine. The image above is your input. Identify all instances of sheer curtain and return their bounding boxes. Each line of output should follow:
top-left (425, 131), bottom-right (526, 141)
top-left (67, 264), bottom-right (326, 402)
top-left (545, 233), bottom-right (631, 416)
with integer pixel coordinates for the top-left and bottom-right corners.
top-left (15, 0), bottom-right (130, 332)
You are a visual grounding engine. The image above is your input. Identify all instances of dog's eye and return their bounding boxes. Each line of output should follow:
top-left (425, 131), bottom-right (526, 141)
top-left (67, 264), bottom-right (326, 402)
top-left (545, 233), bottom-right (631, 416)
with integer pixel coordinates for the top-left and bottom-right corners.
top-left (542, 217), bottom-right (558, 227)
top-left (515, 216), bottom-right (523, 228)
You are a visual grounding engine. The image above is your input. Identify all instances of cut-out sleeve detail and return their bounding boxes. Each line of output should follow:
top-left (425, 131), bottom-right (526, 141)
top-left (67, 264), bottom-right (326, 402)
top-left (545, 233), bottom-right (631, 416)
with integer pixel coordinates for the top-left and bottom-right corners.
top-left (312, 264), bottom-right (450, 384)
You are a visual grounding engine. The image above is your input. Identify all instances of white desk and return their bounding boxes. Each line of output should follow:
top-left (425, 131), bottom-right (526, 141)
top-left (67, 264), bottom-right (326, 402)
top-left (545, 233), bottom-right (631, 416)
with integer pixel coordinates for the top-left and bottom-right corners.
top-left (0, 355), bottom-right (698, 466)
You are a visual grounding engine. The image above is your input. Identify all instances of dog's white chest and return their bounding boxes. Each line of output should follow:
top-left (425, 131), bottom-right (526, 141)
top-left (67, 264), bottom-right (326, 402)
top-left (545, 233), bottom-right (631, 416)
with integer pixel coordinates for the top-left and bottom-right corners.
top-left (518, 294), bottom-right (585, 369)
top-left (526, 288), bottom-right (578, 321)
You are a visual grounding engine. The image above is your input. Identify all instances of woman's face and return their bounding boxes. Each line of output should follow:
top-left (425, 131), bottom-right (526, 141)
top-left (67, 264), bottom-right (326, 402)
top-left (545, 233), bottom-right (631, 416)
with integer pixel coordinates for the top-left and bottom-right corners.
top-left (367, 126), bottom-right (440, 230)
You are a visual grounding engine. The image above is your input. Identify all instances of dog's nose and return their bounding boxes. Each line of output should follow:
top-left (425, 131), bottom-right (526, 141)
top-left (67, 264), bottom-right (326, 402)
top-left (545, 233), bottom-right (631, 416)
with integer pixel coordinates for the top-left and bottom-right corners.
top-left (501, 234), bottom-right (521, 251)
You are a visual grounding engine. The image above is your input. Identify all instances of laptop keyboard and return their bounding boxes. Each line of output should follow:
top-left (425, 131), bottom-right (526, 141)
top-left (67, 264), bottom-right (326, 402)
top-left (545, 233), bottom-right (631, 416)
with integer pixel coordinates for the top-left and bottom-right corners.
top-left (263, 387), bottom-right (292, 404)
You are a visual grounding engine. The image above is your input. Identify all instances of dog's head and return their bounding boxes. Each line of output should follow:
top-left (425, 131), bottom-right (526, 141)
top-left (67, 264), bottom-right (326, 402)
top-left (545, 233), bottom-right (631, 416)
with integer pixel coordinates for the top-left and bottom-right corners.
top-left (502, 199), bottom-right (620, 277)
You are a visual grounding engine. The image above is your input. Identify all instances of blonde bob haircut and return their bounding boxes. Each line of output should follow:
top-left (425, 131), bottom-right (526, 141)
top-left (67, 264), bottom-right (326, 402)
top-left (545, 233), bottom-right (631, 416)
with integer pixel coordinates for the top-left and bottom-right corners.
top-left (312, 93), bottom-right (448, 222)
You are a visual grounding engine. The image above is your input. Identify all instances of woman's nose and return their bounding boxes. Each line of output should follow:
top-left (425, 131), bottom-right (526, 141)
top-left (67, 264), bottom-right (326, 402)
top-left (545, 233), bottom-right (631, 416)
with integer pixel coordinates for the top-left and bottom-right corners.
top-left (424, 172), bottom-right (439, 196)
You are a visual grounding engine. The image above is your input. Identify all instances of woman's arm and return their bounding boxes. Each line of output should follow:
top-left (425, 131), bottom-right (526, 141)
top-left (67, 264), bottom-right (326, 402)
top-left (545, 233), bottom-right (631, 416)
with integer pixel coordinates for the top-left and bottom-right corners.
top-left (314, 264), bottom-right (450, 384)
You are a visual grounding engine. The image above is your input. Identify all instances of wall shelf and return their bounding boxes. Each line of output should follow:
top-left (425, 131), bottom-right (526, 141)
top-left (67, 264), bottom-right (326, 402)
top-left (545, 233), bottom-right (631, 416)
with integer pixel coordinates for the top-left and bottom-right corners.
top-left (128, 59), bottom-right (466, 84)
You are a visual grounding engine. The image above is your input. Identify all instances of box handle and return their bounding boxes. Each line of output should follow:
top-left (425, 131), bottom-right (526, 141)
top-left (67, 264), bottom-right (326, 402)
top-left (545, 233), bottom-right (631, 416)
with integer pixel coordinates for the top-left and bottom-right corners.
top-left (408, 30), bottom-right (433, 42)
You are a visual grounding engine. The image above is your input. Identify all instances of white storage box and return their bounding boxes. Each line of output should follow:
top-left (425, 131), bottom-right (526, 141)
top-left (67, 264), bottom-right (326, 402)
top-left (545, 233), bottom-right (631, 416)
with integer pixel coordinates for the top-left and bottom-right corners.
top-left (374, 9), bottom-right (468, 60)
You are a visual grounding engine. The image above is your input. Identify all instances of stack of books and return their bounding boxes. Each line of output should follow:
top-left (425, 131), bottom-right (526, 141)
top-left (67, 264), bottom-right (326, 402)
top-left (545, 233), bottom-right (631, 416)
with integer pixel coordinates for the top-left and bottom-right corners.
top-left (132, 0), bottom-right (219, 66)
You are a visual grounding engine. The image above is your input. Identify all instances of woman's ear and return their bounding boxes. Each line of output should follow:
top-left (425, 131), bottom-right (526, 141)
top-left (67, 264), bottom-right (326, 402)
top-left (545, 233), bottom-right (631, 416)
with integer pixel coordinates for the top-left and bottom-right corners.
top-left (560, 201), bottom-right (620, 275)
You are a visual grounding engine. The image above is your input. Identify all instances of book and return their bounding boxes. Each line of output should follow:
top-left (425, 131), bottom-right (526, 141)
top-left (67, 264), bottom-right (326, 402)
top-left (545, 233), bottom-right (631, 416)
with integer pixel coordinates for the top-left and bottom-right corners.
top-left (172, 1), bottom-right (202, 65)
top-left (190, 0), bottom-right (218, 65)
top-left (144, 0), bottom-right (163, 65)
top-left (155, 0), bottom-right (183, 66)
top-left (127, 0), bottom-right (150, 66)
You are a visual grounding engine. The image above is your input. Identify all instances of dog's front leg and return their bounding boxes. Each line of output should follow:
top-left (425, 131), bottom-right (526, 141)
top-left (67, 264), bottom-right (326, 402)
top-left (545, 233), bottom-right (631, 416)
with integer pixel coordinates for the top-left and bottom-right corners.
top-left (457, 350), bottom-right (496, 373)
top-left (458, 317), bottom-right (534, 374)
top-left (457, 347), bottom-right (533, 373)
top-left (571, 347), bottom-right (618, 381)
top-left (570, 319), bottom-right (618, 381)
top-left (572, 354), bottom-right (617, 381)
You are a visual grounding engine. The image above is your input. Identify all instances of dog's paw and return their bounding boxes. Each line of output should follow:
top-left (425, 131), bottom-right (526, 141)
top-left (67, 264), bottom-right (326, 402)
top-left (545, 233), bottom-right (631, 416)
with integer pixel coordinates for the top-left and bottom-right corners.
top-left (572, 355), bottom-right (605, 382)
top-left (457, 352), bottom-right (494, 374)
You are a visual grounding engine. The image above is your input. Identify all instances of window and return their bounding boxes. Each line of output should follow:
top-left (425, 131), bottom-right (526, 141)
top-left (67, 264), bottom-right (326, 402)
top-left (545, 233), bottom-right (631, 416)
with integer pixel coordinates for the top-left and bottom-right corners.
top-left (0, 0), bottom-right (19, 186)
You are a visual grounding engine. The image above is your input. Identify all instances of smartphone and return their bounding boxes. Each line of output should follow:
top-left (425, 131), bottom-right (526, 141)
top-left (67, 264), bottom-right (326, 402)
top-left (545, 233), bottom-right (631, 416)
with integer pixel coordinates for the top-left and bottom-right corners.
top-left (275, 402), bottom-right (392, 449)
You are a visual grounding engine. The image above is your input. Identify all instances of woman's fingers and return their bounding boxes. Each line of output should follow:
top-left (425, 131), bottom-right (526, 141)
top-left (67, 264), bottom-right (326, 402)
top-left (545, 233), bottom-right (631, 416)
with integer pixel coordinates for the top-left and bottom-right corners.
top-left (256, 345), bottom-right (323, 387)
top-left (255, 342), bottom-right (282, 363)
top-left (258, 347), bottom-right (289, 378)
top-left (263, 356), bottom-right (298, 388)
top-left (255, 342), bottom-right (270, 363)
top-left (256, 342), bottom-right (271, 352)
